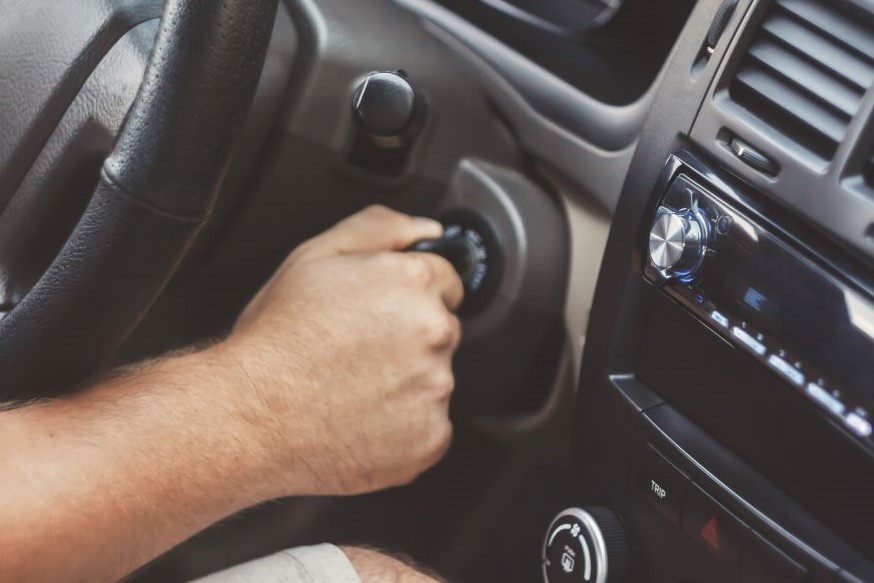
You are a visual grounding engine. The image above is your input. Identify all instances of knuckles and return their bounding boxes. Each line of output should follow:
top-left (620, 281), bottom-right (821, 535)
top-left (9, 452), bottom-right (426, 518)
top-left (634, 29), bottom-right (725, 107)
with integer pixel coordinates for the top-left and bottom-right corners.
top-left (424, 419), bottom-right (454, 463)
top-left (424, 367), bottom-right (456, 398)
top-left (399, 254), bottom-right (435, 289)
top-left (397, 421), bottom-right (453, 488)
top-left (360, 204), bottom-right (406, 228)
top-left (422, 312), bottom-right (461, 350)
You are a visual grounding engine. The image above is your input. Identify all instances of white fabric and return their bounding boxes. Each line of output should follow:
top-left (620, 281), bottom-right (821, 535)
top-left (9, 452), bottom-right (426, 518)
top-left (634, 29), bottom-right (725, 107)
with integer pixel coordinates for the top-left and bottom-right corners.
top-left (192, 544), bottom-right (362, 583)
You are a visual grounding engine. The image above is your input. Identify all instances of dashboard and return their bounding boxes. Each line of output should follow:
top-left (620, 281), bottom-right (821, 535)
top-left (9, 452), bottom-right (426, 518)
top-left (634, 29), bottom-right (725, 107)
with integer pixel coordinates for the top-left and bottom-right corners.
top-left (98, 0), bottom-right (872, 580)
top-left (570, 0), bottom-right (874, 581)
top-left (398, 0), bottom-right (874, 581)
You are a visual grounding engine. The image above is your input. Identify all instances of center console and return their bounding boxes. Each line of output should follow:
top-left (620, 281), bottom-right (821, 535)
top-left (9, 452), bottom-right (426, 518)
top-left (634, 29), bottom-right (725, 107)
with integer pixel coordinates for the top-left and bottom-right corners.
top-left (553, 0), bottom-right (874, 581)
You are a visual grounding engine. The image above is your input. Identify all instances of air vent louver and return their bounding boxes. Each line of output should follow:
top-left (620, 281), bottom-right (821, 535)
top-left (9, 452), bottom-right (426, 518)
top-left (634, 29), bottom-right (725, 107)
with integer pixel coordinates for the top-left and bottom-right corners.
top-left (730, 0), bottom-right (874, 161)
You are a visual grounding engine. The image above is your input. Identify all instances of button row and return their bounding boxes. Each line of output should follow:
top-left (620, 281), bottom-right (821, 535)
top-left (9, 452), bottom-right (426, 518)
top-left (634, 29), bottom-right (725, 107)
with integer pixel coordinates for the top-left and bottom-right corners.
top-left (635, 443), bottom-right (809, 583)
top-left (767, 354), bottom-right (804, 387)
top-left (846, 413), bottom-right (873, 438)
top-left (705, 303), bottom-right (874, 443)
top-left (731, 325), bottom-right (766, 356)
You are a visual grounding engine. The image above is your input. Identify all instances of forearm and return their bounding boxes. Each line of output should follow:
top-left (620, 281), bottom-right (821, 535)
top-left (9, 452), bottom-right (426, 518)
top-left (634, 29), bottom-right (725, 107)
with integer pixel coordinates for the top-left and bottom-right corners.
top-left (342, 547), bottom-right (449, 583)
top-left (0, 344), bottom-right (285, 583)
top-left (0, 206), bottom-right (459, 583)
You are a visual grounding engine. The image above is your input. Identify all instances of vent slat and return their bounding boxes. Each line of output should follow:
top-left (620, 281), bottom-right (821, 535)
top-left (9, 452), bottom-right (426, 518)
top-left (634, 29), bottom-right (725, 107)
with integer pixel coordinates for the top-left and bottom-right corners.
top-left (735, 67), bottom-right (848, 145)
top-left (780, 0), bottom-right (874, 61)
top-left (729, 0), bottom-right (874, 161)
top-left (748, 40), bottom-right (861, 118)
top-left (762, 14), bottom-right (874, 91)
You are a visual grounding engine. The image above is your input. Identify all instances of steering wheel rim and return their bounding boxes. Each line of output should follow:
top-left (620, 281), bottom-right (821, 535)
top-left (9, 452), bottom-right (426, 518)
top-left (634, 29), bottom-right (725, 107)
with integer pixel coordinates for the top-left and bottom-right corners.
top-left (0, 0), bottom-right (280, 400)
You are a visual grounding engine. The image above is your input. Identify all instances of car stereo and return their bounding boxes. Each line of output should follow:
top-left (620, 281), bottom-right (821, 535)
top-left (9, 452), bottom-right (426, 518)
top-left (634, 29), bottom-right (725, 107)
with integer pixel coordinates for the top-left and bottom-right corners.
top-left (633, 154), bottom-right (874, 561)
top-left (643, 161), bottom-right (874, 452)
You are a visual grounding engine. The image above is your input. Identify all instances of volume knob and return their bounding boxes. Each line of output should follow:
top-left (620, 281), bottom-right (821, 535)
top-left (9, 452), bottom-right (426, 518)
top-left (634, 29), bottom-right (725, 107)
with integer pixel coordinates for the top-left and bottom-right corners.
top-left (648, 208), bottom-right (708, 279)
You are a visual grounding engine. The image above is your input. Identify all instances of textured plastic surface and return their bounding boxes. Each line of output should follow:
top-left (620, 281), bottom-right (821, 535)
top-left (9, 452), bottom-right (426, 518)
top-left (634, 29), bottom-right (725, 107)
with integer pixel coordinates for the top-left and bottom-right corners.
top-left (706, 0), bottom-right (740, 49)
top-left (729, 137), bottom-right (778, 175)
top-left (586, 506), bottom-right (634, 583)
top-left (394, 0), bottom-right (672, 211)
top-left (691, 0), bottom-right (874, 265)
top-left (0, 0), bottom-right (278, 397)
top-left (0, 0), bottom-right (164, 210)
top-left (435, 159), bottom-right (569, 414)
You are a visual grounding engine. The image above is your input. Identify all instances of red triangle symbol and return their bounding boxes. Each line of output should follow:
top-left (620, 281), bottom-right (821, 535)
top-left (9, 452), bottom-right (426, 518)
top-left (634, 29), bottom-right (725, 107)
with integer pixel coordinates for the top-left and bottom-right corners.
top-left (700, 516), bottom-right (720, 550)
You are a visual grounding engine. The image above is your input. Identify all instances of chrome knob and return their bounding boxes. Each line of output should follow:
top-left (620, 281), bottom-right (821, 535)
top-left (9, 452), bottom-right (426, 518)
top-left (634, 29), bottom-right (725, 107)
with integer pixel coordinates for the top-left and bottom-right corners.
top-left (648, 208), bottom-right (708, 278)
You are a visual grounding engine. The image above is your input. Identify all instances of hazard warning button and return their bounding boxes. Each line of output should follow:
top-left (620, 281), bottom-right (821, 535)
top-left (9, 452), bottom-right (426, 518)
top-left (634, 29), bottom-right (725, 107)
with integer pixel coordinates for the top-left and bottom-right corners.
top-left (681, 484), bottom-right (748, 570)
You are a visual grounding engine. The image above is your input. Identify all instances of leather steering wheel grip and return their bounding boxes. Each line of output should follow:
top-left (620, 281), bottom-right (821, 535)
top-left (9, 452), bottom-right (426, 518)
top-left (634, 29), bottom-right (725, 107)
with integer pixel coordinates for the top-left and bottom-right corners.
top-left (0, 0), bottom-right (280, 400)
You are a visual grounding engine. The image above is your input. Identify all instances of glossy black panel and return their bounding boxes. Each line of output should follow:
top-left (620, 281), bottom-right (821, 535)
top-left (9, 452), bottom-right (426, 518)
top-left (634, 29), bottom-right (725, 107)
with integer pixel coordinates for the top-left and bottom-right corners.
top-left (644, 164), bottom-right (874, 451)
top-left (638, 294), bottom-right (874, 558)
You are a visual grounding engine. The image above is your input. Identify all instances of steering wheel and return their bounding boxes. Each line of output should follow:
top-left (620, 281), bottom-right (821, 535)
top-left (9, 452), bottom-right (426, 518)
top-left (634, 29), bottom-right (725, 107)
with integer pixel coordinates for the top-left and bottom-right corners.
top-left (0, 0), bottom-right (280, 400)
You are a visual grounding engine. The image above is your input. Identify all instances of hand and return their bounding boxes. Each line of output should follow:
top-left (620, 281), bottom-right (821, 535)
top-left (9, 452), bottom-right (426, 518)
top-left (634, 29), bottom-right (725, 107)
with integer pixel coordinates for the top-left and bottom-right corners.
top-left (223, 206), bottom-right (464, 496)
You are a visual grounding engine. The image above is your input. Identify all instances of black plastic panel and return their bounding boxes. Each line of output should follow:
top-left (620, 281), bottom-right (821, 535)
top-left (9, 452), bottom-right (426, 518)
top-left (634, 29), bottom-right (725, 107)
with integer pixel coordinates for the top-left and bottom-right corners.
top-left (727, 0), bottom-right (874, 161)
top-left (431, 0), bottom-right (694, 105)
top-left (638, 290), bottom-right (874, 559)
top-left (480, 0), bottom-right (623, 33)
top-left (691, 0), bottom-right (874, 266)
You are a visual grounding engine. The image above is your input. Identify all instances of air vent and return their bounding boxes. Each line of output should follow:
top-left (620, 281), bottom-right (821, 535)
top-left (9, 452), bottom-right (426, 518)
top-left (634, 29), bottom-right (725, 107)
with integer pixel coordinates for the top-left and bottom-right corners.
top-left (729, 0), bottom-right (874, 161)
top-left (865, 149), bottom-right (874, 187)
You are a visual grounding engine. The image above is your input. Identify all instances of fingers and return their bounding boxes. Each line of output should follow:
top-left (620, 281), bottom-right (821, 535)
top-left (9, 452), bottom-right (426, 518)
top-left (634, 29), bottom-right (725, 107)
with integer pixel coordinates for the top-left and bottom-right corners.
top-left (292, 207), bottom-right (464, 311)
top-left (395, 251), bottom-right (465, 314)
top-left (423, 310), bottom-right (462, 353)
top-left (305, 205), bottom-right (444, 259)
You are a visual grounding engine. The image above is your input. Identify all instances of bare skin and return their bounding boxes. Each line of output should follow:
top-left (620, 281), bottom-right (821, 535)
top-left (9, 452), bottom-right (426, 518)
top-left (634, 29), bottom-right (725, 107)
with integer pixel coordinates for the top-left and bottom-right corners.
top-left (0, 206), bottom-right (462, 583)
top-left (342, 547), bottom-right (449, 582)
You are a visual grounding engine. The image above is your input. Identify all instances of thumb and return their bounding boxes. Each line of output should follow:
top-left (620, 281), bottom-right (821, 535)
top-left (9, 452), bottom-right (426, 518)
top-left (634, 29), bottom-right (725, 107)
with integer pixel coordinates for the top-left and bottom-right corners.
top-left (305, 205), bottom-right (444, 257)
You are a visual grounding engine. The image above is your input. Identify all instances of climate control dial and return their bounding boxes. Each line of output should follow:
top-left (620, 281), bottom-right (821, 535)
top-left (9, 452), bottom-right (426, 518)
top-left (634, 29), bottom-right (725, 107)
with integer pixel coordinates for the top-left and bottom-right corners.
top-left (543, 507), bottom-right (632, 583)
top-left (648, 207), bottom-right (709, 280)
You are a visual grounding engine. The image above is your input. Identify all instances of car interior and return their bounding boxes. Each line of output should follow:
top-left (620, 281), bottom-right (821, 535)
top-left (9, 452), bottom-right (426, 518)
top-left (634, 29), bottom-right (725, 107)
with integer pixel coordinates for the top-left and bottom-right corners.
top-left (2, 0), bottom-right (873, 581)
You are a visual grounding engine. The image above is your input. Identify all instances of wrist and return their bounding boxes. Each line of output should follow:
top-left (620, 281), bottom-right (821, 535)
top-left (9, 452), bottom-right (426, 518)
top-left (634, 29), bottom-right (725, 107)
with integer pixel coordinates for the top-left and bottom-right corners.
top-left (201, 337), bottom-right (321, 500)
top-left (140, 342), bottom-right (286, 505)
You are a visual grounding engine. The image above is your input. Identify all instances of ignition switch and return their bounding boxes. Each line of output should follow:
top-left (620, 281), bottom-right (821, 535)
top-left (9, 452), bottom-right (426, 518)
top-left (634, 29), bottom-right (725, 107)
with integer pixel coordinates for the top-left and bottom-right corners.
top-left (408, 217), bottom-right (500, 315)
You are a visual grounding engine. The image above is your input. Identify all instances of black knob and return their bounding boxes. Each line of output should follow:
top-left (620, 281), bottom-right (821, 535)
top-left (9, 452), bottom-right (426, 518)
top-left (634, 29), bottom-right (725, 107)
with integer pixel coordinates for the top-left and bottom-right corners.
top-left (409, 235), bottom-right (476, 279)
top-left (543, 507), bottom-right (633, 583)
top-left (352, 71), bottom-right (426, 144)
top-left (408, 224), bottom-right (489, 295)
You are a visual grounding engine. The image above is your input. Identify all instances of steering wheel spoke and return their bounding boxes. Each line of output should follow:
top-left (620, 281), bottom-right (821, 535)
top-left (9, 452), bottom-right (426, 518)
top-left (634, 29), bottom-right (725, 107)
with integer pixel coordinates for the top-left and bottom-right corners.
top-left (0, 0), bottom-right (280, 398)
top-left (0, 20), bottom-right (159, 309)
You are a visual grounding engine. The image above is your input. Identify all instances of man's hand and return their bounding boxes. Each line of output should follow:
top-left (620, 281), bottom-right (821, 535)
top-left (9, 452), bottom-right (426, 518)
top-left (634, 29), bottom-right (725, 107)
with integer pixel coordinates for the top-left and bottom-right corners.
top-left (0, 206), bottom-right (463, 583)
top-left (224, 205), bottom-right (464, 495)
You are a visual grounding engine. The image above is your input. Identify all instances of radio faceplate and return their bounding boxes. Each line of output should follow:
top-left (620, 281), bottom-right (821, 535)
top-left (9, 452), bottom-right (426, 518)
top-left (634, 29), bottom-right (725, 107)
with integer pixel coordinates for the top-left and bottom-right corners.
top-left (644, 165), bottom-right (874, 453)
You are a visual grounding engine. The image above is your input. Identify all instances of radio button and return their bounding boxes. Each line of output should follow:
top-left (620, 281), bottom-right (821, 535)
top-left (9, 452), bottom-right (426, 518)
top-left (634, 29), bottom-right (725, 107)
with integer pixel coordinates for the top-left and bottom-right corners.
top-left (767, 355), bottom-right (805, 387)
top-left (845, 413), bottom-right (873, 438)
top-left (805, 384), bottom-right (846, 417)
top-left (732, 326), bottom-right (767, 356)
top-left (635, 443), bottom-right (689, 525)
top-left (710, 310), bottom-right (729, 329)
